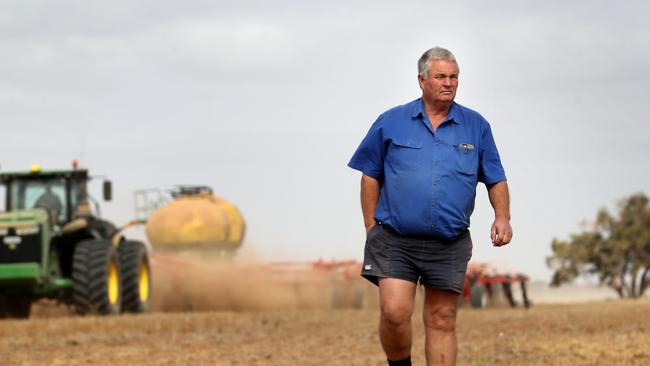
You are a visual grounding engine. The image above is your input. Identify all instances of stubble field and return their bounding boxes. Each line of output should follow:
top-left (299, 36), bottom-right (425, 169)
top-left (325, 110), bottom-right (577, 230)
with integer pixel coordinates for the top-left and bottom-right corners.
top-left (1, 299), bottom-right (649, 365)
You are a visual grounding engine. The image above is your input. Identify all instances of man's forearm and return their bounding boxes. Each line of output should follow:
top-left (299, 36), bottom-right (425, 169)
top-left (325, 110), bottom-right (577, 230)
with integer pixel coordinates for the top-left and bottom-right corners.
top-left (360, 174), bottom-right (380, 232)
top-left (487, 180), bottom-right (510, 220)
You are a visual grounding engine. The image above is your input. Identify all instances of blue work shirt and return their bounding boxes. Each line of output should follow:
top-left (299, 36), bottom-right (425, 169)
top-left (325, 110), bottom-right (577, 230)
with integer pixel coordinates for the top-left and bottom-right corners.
top-left (348, 98), bottom-right (506, 240)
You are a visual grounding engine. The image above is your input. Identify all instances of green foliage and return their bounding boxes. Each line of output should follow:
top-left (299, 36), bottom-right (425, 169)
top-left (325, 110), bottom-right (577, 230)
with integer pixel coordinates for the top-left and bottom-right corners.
top-left (547, 192), bottom-right (650, 298)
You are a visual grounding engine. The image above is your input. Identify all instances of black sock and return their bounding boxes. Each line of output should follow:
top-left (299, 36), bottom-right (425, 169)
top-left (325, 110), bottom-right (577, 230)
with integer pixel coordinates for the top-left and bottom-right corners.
top-left (387, 355), bottom-right (411, 366)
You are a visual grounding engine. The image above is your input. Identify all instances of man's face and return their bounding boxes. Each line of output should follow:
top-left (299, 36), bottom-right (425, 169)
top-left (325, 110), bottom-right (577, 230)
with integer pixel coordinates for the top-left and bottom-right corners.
top-left (418, 59), bottom-right (459, 105)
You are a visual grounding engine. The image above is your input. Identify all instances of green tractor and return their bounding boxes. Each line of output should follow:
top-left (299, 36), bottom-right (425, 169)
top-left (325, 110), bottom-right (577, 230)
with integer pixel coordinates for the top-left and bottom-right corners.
top-left (0, 165), bottom-right (151, 318)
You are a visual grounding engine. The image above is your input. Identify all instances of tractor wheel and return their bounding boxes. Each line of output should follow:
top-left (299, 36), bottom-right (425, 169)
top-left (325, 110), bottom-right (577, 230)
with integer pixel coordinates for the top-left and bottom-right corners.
top-left (0, 296), bottom-right (31, 319)
top-left (118, 240), bottom-right (151, 313)
top-left (72, 239), bottom-right (121, 315)
top-left (470, 283), bottom-right (489, 308)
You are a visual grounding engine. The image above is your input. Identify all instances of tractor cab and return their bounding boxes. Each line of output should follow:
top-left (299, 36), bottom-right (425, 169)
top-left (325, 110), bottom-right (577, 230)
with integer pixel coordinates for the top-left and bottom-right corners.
top-left (1, 165), bottom-right (111, 227)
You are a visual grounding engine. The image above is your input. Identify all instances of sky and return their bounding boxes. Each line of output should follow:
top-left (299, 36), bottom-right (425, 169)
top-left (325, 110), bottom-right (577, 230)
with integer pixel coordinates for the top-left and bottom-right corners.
top-left (1, 0), bottom-right (649, 280)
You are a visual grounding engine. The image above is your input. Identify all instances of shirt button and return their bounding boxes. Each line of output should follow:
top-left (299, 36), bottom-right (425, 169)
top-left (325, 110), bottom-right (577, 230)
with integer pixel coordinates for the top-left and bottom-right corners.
top-left (431, 224), bottom-right (436, 228)
top-left (431, 203), bottom-right (436, 208)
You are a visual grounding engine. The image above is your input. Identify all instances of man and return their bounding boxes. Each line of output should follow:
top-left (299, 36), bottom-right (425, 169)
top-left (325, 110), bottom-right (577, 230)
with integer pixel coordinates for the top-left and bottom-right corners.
top-left (348, 47), bottom-right (511, 366)
top-left (34, 182), bottom-right (63, 222)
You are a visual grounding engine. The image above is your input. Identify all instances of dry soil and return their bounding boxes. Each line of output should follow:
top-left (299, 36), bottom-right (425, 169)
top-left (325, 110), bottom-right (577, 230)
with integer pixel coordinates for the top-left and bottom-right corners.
top-left (2, 300), bottom-right (649, 365)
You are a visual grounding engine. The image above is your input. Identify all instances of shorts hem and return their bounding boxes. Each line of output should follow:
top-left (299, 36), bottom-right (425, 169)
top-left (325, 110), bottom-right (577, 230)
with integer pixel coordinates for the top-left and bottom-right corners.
top-left (419, 282), bottom-right (463, 294)
top-left (361, 273), bottom-right (418, 287)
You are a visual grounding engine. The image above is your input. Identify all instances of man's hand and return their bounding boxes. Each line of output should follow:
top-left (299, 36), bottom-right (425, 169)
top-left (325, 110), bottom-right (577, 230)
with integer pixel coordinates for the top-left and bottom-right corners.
top-left (490, 217), bottom-right (512, 246)
top-left (365, 223), bottom-right (377, 236)
top-left (361, 174), bottom-right (380, 236)
top-left (486, 181), bottom-right (511, 247)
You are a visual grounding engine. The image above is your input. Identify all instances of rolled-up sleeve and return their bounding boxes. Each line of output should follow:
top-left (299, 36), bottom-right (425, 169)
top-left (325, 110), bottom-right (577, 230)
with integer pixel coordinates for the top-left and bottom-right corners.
top-left (478, 122), bottom-right (507, 185)
top-left (348, 115), bottom-right (386, 180)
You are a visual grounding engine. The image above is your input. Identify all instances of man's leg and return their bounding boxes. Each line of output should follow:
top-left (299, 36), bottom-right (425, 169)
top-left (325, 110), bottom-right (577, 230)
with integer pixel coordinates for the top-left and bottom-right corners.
top-left (378, 278), bottom-right (417, 363)
top-left (422, 288), bottom-right (460, 366)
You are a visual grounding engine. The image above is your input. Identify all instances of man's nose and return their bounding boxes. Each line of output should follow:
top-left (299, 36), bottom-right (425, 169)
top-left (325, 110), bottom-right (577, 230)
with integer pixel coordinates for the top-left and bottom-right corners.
top-left (442, 77), bottom-right (452, 87)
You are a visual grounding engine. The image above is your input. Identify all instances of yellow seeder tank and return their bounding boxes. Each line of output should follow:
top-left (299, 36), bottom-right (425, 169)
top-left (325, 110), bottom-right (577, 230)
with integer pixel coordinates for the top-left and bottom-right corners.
top-left (145, 186), bottom-right (245, 254)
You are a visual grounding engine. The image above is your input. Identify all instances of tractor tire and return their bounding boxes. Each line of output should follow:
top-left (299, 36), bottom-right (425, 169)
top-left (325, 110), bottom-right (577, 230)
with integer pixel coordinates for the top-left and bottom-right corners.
top-left (118, 240), bottom-right (151, 313)
top-left (0, 296), bottom-right (31, 319)
top-left (72, 239), bottom-right (121, 315)
top-left (470, 283), bottom-right (489, 308)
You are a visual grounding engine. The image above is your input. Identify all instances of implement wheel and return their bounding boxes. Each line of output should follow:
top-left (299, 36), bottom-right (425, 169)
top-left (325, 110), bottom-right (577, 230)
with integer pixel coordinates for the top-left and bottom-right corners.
top-left (118, 240), bottom-right (151, 313)
top-left (72, 239), bottom-right (121, 315)
top-left (470, 283), bottom-right (489, 308)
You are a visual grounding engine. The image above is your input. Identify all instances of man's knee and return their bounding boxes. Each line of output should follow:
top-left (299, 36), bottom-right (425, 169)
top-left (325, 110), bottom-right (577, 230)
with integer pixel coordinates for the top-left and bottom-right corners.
top-left (380, 301), bottom-right (413, 327)
top-left (423, 306), bottom-right (457, 333)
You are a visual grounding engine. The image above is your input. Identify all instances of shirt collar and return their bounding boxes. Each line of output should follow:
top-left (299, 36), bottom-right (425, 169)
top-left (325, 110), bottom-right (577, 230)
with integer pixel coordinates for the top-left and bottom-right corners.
top-left (410, 98), bottom-right (462, 124)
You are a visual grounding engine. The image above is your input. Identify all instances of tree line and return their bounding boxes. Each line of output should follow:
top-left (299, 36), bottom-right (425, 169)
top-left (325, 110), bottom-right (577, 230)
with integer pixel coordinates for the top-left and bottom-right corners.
top-left (547, 192), bottom-right (650, 298)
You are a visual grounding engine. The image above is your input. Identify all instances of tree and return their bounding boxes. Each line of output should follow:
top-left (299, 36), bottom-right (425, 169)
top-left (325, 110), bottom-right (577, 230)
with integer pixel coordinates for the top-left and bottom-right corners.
top-left (547, 192), bottom-right (650, 298)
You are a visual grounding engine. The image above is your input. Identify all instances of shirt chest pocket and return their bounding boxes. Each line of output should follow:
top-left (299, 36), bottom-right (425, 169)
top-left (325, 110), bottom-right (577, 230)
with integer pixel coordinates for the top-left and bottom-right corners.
top-left (454, 143), bottom-right (478, 175)
top-left (388, 139), bottom-right (424, 171)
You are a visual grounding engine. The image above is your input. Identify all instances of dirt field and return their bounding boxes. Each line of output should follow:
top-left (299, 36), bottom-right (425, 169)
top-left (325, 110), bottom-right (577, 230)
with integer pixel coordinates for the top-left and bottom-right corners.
top-left (1, 300), bottom-right (649, 365)
top-left (3, 256), bottom-right (649, 365)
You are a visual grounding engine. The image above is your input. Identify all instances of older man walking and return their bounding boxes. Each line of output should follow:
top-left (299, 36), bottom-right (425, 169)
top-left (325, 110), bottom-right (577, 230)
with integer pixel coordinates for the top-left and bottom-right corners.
top-left (348, 47), bottom-right (512, 366)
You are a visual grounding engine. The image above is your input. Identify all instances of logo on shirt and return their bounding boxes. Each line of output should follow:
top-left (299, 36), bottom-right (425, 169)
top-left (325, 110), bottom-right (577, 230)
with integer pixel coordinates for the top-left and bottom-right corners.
top-left (364, 264), bottom-right (372, 271)
top-left (459, 143), bottom-right (475, 151)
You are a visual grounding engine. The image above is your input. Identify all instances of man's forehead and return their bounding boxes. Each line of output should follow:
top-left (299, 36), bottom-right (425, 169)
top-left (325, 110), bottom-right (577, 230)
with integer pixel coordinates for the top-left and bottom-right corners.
top-left (429, 59), bottom-right (459, 73)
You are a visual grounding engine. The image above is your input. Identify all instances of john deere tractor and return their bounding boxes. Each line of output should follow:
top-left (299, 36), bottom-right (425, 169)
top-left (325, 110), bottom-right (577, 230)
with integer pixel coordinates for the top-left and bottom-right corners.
top-left (0, 165), bottom-right (151, 318)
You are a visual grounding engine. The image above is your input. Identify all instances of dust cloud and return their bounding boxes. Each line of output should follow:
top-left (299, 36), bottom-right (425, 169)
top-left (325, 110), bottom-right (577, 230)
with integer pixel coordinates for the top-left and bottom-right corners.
top-left (28, 252), bottom-right (375, 318)
top-left (150, 253), bottom-right (375, 313)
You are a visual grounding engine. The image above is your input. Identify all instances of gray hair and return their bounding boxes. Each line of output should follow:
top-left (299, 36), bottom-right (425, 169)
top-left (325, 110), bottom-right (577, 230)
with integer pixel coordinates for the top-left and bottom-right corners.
top-left (418, 47), bottom-right (457, 78)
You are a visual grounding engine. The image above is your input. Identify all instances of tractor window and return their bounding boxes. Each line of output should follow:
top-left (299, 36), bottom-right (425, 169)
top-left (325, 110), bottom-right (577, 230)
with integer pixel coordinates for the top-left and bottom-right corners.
top-left (10, 179), bottom-right (67, 223)
top-left (69, 181), bottom-right (80, 213)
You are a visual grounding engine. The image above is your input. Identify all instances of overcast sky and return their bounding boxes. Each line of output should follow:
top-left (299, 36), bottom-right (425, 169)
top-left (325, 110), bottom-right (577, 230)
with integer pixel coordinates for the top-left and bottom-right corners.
top-left (1, 1), bottom-right (649, 280)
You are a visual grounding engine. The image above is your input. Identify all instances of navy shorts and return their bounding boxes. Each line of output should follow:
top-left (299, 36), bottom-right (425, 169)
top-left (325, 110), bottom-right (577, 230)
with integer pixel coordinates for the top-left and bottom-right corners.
top-left (361, 224), bottom-right (473, 293)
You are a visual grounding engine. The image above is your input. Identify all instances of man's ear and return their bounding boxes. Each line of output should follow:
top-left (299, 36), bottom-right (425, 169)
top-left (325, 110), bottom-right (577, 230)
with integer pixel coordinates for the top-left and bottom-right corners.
top-left (417, 74), bottom-right (424, 89)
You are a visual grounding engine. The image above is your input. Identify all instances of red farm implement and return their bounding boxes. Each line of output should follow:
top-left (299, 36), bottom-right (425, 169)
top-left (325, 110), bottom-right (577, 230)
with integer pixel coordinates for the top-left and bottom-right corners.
top-left (462, 262), bottom-right (531, 308)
